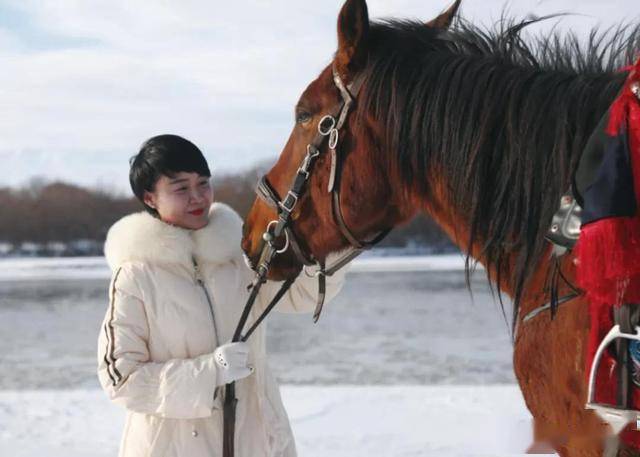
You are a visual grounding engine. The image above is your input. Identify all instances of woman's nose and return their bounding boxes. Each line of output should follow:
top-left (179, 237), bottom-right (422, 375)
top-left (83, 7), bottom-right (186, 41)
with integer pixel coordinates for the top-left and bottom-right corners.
top-left (189, 187), bottom-right (205, 203)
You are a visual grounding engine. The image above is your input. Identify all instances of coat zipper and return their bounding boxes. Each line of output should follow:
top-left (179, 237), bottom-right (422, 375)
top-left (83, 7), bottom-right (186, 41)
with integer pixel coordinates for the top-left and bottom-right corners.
top-left (193, 258), bottom-right (223, 401)
top-left (193, 258), bottom-right (220, 348)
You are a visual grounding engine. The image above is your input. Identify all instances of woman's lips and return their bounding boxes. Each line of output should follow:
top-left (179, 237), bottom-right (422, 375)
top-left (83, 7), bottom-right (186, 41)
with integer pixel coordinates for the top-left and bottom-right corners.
top-left (188, 209), bottom-right (205, 216)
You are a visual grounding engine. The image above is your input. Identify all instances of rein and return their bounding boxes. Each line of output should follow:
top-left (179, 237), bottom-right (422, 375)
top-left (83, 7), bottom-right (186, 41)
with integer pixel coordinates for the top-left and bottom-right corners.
top-left (256, 68), bottom-right (390, 286)
top-left (222, 65), bottom-right (390, 457)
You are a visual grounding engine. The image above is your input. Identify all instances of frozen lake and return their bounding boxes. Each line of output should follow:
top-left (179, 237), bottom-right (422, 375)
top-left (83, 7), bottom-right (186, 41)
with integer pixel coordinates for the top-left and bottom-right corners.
top-left (0, 256), bottom-right (538, 456)
top-left (0, 255), bottom-right (516, 390)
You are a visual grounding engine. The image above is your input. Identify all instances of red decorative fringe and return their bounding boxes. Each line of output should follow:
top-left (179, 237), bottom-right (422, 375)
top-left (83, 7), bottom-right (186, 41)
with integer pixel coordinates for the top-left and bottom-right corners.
top-left (575, 217), bottom-right (640, 305)
top-left (575, 58), bottom-right (640, 305)
top-left (575, 58), bottom-right (640, 446)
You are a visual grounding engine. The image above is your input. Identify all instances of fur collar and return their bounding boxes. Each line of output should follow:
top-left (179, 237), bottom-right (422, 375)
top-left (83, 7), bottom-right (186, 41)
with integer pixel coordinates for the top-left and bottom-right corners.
top-left (104, 202), bottom-right (243, 271)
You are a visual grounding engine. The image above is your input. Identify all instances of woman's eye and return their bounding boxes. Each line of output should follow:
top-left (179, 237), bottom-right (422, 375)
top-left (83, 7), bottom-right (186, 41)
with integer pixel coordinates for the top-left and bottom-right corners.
top-left (199, 181), bottom-right (210, 187)
top-left (176, 187), bottom-right (187, 192)
top-left (296, 112), bottom-right (312, 124)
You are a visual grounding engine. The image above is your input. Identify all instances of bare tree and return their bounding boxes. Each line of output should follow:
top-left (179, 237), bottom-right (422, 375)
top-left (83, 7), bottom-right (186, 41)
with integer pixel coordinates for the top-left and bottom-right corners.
top-left (0, 169), bottom-right (453, 255)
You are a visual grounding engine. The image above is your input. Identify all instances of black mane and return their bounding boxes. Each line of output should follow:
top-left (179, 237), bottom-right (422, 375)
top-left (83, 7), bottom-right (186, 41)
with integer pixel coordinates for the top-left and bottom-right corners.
top-left (358, 17), bottom-right (640, 330)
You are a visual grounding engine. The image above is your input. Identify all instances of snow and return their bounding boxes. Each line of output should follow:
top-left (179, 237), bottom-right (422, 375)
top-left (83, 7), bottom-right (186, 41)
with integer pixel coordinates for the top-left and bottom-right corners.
top-left (0, 257), bottom-right (110, 281)
top-left (0, 385), bottom-right (546, 457)
top-left (0, 254), bottom-right (472, 282)
top-left (0, 255), bottom-right (535, 455)
top-left (0, 270), bottom-right (516, 390)
top-left (349, 254), bottom-right (474, 273)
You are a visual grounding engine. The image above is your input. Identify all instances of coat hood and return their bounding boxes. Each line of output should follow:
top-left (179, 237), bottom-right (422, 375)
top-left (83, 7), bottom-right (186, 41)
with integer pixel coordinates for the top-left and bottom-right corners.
top-left (104, 202), bottom-right (243, 271)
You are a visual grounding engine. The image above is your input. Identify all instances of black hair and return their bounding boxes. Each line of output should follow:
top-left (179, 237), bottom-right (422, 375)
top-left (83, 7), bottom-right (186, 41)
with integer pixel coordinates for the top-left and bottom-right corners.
top-left (129, 134), bottom-right (211, 216)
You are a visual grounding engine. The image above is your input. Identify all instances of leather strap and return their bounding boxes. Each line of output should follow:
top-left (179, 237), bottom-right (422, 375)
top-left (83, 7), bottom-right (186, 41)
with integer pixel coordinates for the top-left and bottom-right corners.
top-left (313, 261), bottom-right (327, 323)
top-left (332, 183), bottom-right (365, 248)
top-left (223, 248), bottom-right (294, 457)
top-left (241, 277), bottom-right (296, 342)
top-left (286, 227), bottom-right (316, 266)
top-left (614, 305), bottom-right (633, 409)
top-left (225, 65), bottom-right (380, 457)
top-left (223, 383), bottom-right (236, 457)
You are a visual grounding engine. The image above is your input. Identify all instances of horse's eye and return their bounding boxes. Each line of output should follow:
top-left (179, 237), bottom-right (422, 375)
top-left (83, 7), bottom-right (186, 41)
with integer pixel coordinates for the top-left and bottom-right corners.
top-left (296, 112), bottom-right (312, 124)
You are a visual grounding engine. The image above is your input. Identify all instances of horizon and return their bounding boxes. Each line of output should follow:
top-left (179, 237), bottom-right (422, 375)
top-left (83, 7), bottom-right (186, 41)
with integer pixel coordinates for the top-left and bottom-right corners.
top-left (1, 0), bottom-right (638, 193)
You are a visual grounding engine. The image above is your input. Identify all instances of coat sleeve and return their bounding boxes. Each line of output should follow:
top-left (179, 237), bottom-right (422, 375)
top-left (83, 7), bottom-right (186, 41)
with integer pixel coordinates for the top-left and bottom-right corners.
top-left (255, 260), bottom-right (349, 314)
top-left (97, 264), bottom-right (219, 419)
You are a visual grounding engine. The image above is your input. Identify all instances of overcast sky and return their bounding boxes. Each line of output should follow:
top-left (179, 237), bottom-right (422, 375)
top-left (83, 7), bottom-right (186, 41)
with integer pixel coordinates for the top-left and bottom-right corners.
top-left (1, 0), bottom-right (638, 193)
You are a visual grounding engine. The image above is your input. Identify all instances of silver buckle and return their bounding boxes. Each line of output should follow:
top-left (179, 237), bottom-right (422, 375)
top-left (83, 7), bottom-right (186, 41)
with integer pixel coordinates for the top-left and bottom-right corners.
top-left (298, 145), bottom-right (320, 178)
top-left (307, 144), bottom-right (320, 158)
top-left (279, 191), bottom-right (298, 213)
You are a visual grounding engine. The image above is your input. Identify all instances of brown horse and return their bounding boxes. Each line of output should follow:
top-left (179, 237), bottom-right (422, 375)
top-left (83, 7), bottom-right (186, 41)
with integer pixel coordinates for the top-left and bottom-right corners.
top-left (241, 0), bottom-right (640, 455)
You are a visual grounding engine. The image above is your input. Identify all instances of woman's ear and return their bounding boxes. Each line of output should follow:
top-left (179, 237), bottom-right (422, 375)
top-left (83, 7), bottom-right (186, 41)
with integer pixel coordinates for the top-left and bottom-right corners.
top-left (143, 191), bottom-right (157, 209)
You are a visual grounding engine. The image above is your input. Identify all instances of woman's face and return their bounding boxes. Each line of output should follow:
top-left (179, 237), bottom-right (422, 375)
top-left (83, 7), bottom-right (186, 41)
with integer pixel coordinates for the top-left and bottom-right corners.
top-left (143, 171), bottom-right (213, 230)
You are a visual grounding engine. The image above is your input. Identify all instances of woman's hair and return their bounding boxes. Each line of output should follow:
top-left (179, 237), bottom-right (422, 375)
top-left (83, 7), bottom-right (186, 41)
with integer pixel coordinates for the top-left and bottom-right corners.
top-left (129, 134), bottom-right (212, 216)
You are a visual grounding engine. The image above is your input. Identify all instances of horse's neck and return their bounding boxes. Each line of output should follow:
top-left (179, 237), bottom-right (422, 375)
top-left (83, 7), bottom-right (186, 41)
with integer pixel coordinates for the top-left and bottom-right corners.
top-left (415, 190), bottom-right (514, 294)
top-left (383, 59), bottom-right (624, 317)
top-left (419, 185), bottom-right (569, 307)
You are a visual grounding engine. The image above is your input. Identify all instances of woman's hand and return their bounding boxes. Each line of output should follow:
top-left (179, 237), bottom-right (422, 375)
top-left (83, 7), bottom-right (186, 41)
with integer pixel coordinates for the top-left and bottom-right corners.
top-left (213, 342), bottom-right (254, 385)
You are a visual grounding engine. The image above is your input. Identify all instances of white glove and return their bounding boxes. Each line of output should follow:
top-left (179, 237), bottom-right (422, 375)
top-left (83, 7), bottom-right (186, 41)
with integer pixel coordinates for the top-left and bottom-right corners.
top-left (213, 342), bottom-right (254, 386)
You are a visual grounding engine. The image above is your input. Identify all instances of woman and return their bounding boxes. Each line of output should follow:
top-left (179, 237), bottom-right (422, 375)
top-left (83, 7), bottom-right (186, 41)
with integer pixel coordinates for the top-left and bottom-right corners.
top-left (97, 134), bottom-right (346, 457)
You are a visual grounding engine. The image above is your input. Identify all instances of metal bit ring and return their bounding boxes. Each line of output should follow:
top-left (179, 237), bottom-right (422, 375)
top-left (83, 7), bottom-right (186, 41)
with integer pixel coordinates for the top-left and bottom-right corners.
top-left (265, 220), bottom-right (289, 254)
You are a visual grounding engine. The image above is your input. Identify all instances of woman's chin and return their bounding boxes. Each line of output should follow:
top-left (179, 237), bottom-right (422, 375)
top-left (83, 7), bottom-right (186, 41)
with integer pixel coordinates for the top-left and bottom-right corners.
top-left (161, 215), bottom-right (210, 230)
top-left (189, 217), bottom-right (210, 230)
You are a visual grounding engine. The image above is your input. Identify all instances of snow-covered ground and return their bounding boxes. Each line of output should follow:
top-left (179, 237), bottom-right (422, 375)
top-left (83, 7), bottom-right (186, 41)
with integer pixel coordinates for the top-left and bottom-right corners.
top-left (0, 254), bottom-right (472, 282)
top-left (0, 256), bottom-right (110, 281)
top-left (0, 255), bottom-right (539, 455)
top-left (0, 386), bottom-right (541, 457)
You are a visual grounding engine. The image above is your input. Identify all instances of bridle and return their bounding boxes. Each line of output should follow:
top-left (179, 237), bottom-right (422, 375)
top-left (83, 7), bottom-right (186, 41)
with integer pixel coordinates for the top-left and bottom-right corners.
top-left (222, 64), bottom-right (390, 457)
top-left (254, 64), bottom-right (391, 320)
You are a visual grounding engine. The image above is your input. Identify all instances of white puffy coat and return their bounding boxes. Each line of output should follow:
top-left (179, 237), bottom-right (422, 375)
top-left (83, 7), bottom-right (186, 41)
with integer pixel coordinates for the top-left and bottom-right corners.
top-left (97, 202), bottom-right (345, 457)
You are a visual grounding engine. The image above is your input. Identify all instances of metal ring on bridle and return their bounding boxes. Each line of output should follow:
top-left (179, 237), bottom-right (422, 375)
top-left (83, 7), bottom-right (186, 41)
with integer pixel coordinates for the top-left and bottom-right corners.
top-left (233, 66), bottom-right (389, 457)
top-left (328, 129), bottom-right (339, 150)
top-left (264, 220), bottom-right (289, 254)
top-left (318, 115), bottom-right (336, 136)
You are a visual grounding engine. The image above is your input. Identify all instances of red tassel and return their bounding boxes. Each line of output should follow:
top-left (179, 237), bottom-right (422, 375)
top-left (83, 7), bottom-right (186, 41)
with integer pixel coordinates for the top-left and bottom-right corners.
top-left (576, 59), bottom-right (640, 305)
top-left (575, 217), bottom-right (640, 305)
top-left (577, 58), bottom-right (640, 447)
top-left (607, 59), bottom-right (640, 140)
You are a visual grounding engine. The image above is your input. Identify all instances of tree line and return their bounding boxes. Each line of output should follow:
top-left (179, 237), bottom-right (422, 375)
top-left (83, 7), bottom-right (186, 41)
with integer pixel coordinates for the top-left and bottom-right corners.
top-left (0, 167), bottom-right (454, 256)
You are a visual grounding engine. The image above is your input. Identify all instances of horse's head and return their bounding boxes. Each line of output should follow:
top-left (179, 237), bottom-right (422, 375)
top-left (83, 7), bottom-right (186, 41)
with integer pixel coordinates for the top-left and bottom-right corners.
top-left (242, 0), bottom-right (461, 280)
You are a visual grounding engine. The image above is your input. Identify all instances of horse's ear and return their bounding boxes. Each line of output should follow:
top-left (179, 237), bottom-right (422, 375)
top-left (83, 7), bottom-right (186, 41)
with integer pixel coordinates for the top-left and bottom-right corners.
top-left (336, 0), bottom-right (369, 76)
top-left (426, 0), bottom-right (461, 29)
